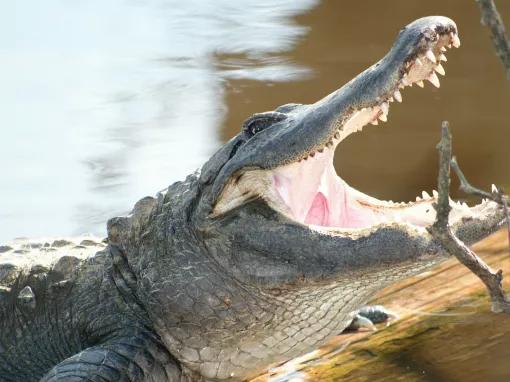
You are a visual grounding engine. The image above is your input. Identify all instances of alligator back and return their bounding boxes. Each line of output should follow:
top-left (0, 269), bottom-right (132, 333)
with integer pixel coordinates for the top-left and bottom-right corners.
top-left (0, 237), bottom-right (107, 380)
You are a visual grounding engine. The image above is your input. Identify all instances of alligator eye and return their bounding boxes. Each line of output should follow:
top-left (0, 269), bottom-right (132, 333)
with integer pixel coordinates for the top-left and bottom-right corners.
top-left (242, 112), bottom-right (287, 137)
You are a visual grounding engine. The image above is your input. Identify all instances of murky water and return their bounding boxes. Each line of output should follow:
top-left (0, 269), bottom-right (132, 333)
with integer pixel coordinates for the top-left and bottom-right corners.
top-left (2, 1), bottom-right (510, 242)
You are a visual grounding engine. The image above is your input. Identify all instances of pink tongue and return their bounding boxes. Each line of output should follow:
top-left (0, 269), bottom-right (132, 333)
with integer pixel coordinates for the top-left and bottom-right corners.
top-left (304, 192), bottom-right (329, 226)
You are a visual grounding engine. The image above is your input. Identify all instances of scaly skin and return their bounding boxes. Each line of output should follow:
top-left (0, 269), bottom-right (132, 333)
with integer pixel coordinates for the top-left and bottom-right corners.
top-left (0, 16), bottom-right (505, 382)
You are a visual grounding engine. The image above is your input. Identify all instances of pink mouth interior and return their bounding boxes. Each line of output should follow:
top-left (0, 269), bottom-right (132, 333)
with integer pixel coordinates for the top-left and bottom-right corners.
top-left (271, 144), bottom-right (450, 230)
top-left (272, 149), bottom-right (384, 228)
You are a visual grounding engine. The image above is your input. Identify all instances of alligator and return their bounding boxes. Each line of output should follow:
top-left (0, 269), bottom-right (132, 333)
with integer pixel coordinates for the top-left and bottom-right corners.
top-left (0, 16), bottom-right (505, 382)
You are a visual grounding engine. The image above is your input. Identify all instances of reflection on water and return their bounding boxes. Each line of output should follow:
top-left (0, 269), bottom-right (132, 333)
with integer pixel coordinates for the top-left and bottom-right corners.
top-left (0, 0), bottom-right (317, 241)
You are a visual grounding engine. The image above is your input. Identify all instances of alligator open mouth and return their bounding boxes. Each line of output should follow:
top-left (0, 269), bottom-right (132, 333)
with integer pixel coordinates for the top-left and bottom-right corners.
top-left (272, 33), bottom-right (459, 230)
top-left (213, 18), bottom-right (482, 231)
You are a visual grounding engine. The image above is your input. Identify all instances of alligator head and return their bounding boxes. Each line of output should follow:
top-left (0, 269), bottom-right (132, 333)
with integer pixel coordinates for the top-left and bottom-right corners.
top-left (197, 16), bottom-right (502, 281)
top-left (109, 16), bottom-right (504, 381)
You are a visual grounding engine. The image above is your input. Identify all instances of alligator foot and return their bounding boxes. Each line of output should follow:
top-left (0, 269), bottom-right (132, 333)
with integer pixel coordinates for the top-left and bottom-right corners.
top-left (345, 305), bottom-right (398, 332)
top-left (40, 329), bottom-right (185, 382)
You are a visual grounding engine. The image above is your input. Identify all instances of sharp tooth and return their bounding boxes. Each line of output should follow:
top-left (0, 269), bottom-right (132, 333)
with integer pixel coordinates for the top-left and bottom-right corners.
top-left (416, 80), bottom-right (424, 88)
top-left (432, 190), bottom-right (438, 198)
top-left (491, 184), bottom-right (498, 193)
top-left (402, 74), bottom-right (409, 86)
top-left (416, 196), bottom-right (422, 202)
top-left (428, 72), bottom-right (440, 88)
top-left (422, 191), bottom-right (431, 199)
top-left (370, 119), bottom-right (379, 125)
top-left (440, 53), bottom-right (447, 62)
top-left (451, 33), bottom-right (461, 48)
top-left (435, 63), bottom-right (445, 76)
top-left (389, 96), bottom-right (394, 103)
top-left (440, 46), bottom-right (447, 52)
top-left (393, 90), bottom-right (402, 103)
top-left (399, 83), bottom-right (405, 89)
top-left (378, 113), bottom-right (387, 122)
top-left (426, 49), bottom-right (437, 63)
top-left (415, 58), bottom-right (423, 66)
top-left (380, 102), bottom-right (389, 115)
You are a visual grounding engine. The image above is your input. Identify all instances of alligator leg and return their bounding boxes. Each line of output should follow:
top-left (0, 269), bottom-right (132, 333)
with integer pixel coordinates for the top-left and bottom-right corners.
top-left (345, 305), bottom-right (398, 331)
top-left (40, 332), bottom-right (186, 382)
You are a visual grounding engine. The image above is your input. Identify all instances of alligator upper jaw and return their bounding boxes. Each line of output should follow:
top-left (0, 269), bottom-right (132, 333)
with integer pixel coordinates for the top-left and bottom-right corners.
top-left (213, 18), bottom-right (469, 230)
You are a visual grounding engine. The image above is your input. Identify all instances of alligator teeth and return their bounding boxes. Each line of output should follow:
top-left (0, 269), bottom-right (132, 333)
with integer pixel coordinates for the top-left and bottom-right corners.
top-left (428, 72), bottom-right (440, 88)
top-left (491, 184), bottom-right (498, 193)
top-left (451, 33), bottom-right (461, 48)
top-left (439, 53), bottom-right (447, 62)
top-left (378, 113), bottom-right (387, 122)
top-left (393, 90), bottom-right (402, 103)
top-left (415, 58), bottom-right (423, 67)
top-left (435, 63), bottom-right (445, 76)
top-left (426, 49), bottom-right (437, 63)
top-left (370, 119), bottom-right (379, 125)
top-left (416, 196), bottom-right (422, 202)
top-left (401, 74), bottom-right (410, 86)
top-left (388, 96), bottom-right (394, 103)
top-left (416, 80), bottom-right (424, 88)
top-left (380, 102), bottom-right (389, 115)
top-left (440, 46), bottom-right (447, 52)
top-left (432, 190), bottom-right (438, 198)
top-left (422, 191), bottom-right (431, 199)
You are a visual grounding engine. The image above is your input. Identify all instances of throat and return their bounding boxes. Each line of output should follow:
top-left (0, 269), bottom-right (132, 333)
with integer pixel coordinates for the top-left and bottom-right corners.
top-left (272, 149), bottom-right (382, 229)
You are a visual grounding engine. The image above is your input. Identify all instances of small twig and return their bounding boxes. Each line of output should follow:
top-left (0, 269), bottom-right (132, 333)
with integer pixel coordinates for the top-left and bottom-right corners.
top-left (431, 121), bottom-right (452, 231)
top-left (476, 0), bottom-right (510, 79)
top-left (451, 156), bottom-right (510, 252)
top-left (428, 121), bottom-right (510, 313)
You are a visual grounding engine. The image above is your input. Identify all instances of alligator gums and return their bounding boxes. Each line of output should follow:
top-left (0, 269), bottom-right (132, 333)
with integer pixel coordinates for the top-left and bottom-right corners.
top-left (0, 16), bottom-right (505, 382)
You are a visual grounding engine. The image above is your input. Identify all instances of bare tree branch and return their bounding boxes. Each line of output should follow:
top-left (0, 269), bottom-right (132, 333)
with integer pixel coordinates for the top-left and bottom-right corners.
top-left (427, 121), bottom-right (510, 313)
top-left (476, 0), bottom-right (510, 79)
